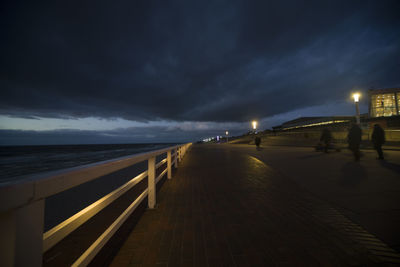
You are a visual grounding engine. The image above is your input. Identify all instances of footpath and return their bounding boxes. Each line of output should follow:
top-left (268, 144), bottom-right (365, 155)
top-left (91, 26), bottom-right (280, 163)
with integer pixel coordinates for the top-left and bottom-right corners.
top-left (111, 144), bottom-right (400, 266)
top-left (229, 144), bottom-right (400, 254)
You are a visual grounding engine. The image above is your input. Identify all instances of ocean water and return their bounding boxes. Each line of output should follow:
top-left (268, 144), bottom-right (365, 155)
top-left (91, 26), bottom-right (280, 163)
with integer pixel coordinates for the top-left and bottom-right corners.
top-left (0, 143), bottom-right (176, 183)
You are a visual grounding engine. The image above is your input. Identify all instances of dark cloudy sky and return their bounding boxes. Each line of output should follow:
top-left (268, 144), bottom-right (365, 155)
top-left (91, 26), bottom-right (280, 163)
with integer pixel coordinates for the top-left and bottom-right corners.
top-left (1, 0), bottom-right (399, 145)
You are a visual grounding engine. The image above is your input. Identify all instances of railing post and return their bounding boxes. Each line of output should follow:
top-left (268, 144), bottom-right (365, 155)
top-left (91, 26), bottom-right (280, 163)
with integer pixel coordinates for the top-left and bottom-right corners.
top-left (178, 147), bottom-right (182, 162)
top-left (0, 210), bottom-right (15, 267)
top-left (174, 148), bottom-right (178, 168)
top-left (0, 200), bottom-right (45, 267)
top-left (16, 200), bottom-right (44, 267)
top-left (167, 150), bottom-right (172, 179)
top-left (148, 157), bottom-right (156, 209)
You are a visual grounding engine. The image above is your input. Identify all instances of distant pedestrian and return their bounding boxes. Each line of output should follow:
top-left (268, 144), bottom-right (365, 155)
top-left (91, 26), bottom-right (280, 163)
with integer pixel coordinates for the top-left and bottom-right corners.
top-left (255, 136), bottom-right (261, 148)
top-left (348, 123), bottom-right (362, 161)
top-left (320, 128), bottom-right (332, 153)
top-left (371, 124), bottom-right (385, 160)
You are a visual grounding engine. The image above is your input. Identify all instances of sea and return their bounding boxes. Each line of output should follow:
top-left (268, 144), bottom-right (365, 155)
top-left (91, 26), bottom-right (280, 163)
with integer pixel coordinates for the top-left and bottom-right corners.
top-left (0, 143), bottom-right (176, 183)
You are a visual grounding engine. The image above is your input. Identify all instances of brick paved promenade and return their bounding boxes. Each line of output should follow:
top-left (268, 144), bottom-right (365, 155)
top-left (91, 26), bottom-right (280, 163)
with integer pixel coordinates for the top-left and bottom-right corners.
top-left (110, 144), bottom-right (400, 266)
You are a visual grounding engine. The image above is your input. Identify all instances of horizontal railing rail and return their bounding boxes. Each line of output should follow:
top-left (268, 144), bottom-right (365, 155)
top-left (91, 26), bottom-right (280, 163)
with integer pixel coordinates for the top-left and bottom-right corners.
top-left (0, 143), bottom-right (192, 267)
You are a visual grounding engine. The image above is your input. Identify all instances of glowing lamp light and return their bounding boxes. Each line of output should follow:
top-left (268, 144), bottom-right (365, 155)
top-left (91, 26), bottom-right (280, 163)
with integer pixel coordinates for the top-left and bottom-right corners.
top-left (352, 93), bottom-right (360, 103)
top-left (252, 120), bottom-right (257, 130)
top-left (226, 131), bottom-right (229, 135)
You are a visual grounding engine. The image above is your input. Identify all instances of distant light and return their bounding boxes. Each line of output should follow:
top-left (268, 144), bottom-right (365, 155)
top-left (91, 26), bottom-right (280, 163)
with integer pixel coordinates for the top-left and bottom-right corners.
top-left (225, 131), bottom-right (229, 135)
top-left (352, 93), bottom-right (360, 103)
top-left (217, 136), bottom-right (220, 141)
top-left (252, 120), bottom-right (257, 130)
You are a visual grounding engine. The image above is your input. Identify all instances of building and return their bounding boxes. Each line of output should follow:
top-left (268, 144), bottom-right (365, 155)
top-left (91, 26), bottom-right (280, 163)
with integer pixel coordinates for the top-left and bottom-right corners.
top-left (272, 116), bottom-right (356, 131)
top-left (369, 87), bottom-right (400, 118)
top-left (368, 88), bottom-right (400, 128)
top-left (272, 87), bottom-right (400, 131)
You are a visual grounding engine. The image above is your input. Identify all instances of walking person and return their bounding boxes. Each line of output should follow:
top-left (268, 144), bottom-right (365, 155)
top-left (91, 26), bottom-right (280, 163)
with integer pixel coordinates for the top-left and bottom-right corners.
top-left (255, 136), bottom-right (261, 149)
top-left (320, 128), bottom-right (332, 153)
top-left (348, 123), bottom-right (362, 161)
top-left (371, 124), bottom-right (385, 160)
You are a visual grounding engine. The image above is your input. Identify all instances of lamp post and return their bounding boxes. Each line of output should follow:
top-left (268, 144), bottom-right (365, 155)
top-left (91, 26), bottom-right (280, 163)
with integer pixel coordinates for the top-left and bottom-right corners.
top-left (352, 93), bottom-right (361, 125)
top-left (225, 131), bottom-right (229, 143)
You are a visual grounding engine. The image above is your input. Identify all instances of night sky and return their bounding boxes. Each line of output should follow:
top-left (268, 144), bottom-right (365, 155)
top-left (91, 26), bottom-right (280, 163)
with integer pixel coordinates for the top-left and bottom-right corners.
top-left (1, 1), bottom-right (399, 145)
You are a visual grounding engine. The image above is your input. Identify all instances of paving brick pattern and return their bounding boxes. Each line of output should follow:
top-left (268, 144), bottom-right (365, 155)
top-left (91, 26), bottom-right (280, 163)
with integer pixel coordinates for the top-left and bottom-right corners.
top-left (110, 145), bottom-right (400, 266)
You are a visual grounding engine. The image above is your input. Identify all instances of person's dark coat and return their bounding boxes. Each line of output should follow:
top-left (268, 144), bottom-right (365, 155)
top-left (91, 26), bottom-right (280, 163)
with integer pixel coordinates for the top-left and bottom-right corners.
top-left (255, 136), bottom-right (261, 147)
top-left (371, 124), bottom-right (385, 147)
top-left (320, 129), bottom-right (332, 144)
top-left (371, 124), bottom-right (385, 159)
top-left (348, 124), bottom-right (362, 149)
top-left (348, 124), bottom-right (362, 161)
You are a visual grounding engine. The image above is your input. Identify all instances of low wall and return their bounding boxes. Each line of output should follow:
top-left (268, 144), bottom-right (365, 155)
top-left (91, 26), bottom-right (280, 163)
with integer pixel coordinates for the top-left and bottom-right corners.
top-left (230, 129), bottom-right (400, 148)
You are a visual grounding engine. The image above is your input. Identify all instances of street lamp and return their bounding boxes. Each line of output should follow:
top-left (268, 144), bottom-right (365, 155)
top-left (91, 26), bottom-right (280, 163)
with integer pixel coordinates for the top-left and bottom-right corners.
top-left (225, 131), bottom-right (229, 143)
top-left (252, 120), bottom-right (257, 130)
top-left (252, 120), bottom-right (258, 134)
top-left (352, 93), bottom-right (361, 125)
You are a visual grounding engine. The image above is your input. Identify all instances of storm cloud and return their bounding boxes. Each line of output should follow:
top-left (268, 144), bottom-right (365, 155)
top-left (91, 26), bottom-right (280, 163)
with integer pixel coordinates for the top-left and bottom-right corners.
top-left (0, 121), bottom-right (245, 145)
top-left (1, 0), bottom-right (400, 123)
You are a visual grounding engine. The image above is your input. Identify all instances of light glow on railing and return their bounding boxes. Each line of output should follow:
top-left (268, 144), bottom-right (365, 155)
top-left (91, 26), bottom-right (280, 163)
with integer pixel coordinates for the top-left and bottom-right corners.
top-left (156, 168), bottom-right (168, 184)
top-left (72, 189), bottom-right (149, 267)
top-left (43, 155), bottom-right (173, 253)
top-left (43, 169), bottom-right (149, 252)
top-left (0, 142), bottom-right (191, 267)
top-left (70, 143), bottom-right (190, 266)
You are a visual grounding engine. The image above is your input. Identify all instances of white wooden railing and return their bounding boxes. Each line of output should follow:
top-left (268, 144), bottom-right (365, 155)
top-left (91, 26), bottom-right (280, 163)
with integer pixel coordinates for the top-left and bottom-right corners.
top-left (0, 143), bottom-right (192, 267)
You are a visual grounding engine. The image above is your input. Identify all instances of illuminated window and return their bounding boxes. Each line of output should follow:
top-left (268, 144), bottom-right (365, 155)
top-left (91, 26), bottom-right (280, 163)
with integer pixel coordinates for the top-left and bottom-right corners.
top-left (371, 93), bottom-right (396, 117)
top-left (398, 93), bottom-right (400, 115)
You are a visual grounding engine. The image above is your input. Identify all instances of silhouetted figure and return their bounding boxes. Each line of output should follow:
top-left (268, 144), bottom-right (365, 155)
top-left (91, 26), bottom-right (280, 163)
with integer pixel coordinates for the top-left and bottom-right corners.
top-left (371, 124), bottom-right (385, 159)
top-left (348, 124), bottom-right (362, 161)
top-left (255, 136), bottom-right (261, 148)
top-left (320, 128), bottom-right (332, 153)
